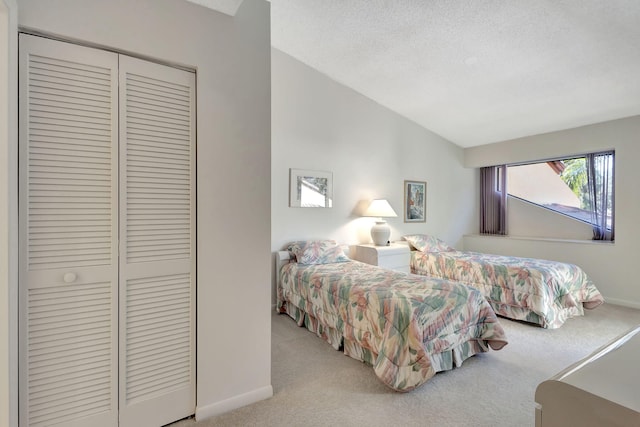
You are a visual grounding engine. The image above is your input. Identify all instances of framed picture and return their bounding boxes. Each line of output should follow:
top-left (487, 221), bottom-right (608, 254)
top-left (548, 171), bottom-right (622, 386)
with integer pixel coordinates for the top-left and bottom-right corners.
top-left (404, 180), bottom-right (426, 222)
top-left (289, 168), bottom-right (333, 208)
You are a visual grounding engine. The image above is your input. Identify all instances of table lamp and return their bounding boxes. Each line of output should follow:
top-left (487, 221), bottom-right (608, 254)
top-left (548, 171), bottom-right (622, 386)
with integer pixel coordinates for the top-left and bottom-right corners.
top-left (363, 199), bottom-right (397, 246)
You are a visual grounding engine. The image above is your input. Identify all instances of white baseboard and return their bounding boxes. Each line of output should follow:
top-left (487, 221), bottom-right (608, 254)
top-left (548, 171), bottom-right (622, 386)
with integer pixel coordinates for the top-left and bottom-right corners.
top-left (603, 298), bottom-right (640, 310)
top-left (195, 385), bottom-right (273, 421)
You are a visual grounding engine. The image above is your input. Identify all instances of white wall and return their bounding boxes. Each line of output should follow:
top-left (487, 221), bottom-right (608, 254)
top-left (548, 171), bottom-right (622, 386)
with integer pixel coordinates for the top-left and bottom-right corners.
top-left (508, 163), bottom-right (580, 207)
top-left (271, 48), bottom-right (476, 280)
top-left (15, 0), bottom-right (272, 421)
top-left (508, 197), bottom-right (593, 240)
top-left (0, 1), bottom-right (17, 426)
top-left (0, 5), bottom-right (8, 427)
top-left (464, 116), bottom-right (640, 308)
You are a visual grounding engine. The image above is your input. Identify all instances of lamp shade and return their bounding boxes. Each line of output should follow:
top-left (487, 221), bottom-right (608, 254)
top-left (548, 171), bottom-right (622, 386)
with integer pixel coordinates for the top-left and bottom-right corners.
top-left (363, 199), bottom-right (397, 246)
top-left (363, 199), bottom-right (398, 218)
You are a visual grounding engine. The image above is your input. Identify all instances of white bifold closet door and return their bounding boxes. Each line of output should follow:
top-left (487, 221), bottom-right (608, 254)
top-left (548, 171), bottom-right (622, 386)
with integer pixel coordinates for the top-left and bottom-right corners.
top-left (19, 34), bottom-right (120, 427)
top-left (19, 34), bottom-right (195, 427)
top-left (117, 55), bottom-right (196, 427)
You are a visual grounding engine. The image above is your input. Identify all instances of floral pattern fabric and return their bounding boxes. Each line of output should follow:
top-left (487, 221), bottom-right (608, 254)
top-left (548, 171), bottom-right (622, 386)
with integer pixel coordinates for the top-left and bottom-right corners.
top-left (285, 240), bottom-right (350, 264)
top-left (277, 259), bottom-right (508, 391)
top-left (410, 250), bottom-right (604, 329)
top-left (403, 234), bottom-right (454, 252)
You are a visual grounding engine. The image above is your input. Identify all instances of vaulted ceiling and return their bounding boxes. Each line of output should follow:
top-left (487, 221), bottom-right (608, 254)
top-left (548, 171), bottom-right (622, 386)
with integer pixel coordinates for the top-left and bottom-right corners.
top-left (190, 0), bottom-right (640, 148)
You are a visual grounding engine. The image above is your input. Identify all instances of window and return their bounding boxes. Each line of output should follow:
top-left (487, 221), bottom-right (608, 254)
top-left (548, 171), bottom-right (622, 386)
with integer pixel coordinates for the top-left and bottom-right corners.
top-left (507, 151), bottom-right (614, 240)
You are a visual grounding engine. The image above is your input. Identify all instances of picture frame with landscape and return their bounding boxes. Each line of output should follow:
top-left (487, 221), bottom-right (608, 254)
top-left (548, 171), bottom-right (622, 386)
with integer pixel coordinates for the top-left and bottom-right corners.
top-left (289, 168), bottom-right (333, 208)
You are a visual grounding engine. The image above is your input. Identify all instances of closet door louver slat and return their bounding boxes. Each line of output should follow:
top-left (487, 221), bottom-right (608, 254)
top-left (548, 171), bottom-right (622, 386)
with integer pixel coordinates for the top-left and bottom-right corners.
top-left (125, 72), bottom-right (191, 264)
top-left (26, 283), bottom-right (113, 426)
top-left (118, 55), bottom-right (196, 427)
top-left (19, 34), bottom-right (119, 427)
top-left (26, 53), bottom-right (113, 271)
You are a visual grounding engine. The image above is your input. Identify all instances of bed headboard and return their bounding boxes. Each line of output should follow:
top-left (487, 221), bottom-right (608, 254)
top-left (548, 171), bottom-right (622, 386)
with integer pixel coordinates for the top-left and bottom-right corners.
top-left (275, 250), bottom-right (292, 279)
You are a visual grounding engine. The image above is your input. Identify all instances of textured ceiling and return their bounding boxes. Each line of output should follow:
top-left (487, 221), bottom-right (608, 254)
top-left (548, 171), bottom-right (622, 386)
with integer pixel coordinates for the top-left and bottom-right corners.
top-left (269, 0), bottom-right (640, 147)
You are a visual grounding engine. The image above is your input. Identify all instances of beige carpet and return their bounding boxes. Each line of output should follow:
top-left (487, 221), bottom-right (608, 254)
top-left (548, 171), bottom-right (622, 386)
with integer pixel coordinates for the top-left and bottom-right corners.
top-left (173, 303), bottom-right (640, 427)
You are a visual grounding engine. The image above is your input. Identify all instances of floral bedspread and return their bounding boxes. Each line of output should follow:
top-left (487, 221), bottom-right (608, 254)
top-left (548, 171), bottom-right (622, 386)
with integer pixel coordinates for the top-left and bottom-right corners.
top-left (410, 250), bottom-right (604, 329)
top-left (277, 260), bottom-right (507, 391)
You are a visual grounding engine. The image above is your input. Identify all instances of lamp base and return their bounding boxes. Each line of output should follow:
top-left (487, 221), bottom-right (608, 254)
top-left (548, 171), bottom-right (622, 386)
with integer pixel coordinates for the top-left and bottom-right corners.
top-left (370, 221), bottom-right (390, 246)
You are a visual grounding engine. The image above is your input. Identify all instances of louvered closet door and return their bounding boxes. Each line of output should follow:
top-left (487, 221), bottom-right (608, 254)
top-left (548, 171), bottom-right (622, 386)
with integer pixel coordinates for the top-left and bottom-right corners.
top-left (118, 55), bottom-right (196, 427)
top-left (18, 34), bottom-right (119, 427)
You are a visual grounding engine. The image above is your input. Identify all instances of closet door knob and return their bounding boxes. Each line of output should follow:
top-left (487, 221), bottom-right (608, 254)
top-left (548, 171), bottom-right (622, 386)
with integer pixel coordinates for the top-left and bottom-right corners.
top-left (63, 272), bottom-right (77, 283)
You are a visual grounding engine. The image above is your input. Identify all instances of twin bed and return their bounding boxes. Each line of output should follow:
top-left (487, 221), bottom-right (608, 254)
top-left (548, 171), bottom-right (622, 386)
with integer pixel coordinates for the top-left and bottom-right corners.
top-left (403, 234), bottom-right (604, 329)
top-left (276, 240), bottom-right (507, 392)
top-left (276, 237), bottom-right (603, 391)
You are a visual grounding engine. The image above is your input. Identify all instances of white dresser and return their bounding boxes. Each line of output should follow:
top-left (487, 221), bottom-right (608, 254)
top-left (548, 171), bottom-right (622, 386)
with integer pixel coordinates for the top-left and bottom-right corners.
top-left (535, 324), bottom-right (640, 427)
top-left (354, 243), bottom-right (410, 273)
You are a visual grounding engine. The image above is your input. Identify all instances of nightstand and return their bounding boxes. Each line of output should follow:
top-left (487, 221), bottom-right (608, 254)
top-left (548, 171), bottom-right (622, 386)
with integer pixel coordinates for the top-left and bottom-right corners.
top-left (354, 243), bottom-right (410, 273)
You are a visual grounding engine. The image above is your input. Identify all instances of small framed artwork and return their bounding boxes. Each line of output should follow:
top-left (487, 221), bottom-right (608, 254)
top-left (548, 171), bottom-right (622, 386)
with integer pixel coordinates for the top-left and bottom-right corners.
top-left (289, 168), bottom-right (333, 208)
top-left (404, 180), bottom-right (426, 222)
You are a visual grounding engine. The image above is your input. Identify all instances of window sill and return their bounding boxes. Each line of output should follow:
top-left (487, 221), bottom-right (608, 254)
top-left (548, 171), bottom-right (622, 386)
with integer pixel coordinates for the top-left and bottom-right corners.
top-left (464, 234), bottom-right (615, 246)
